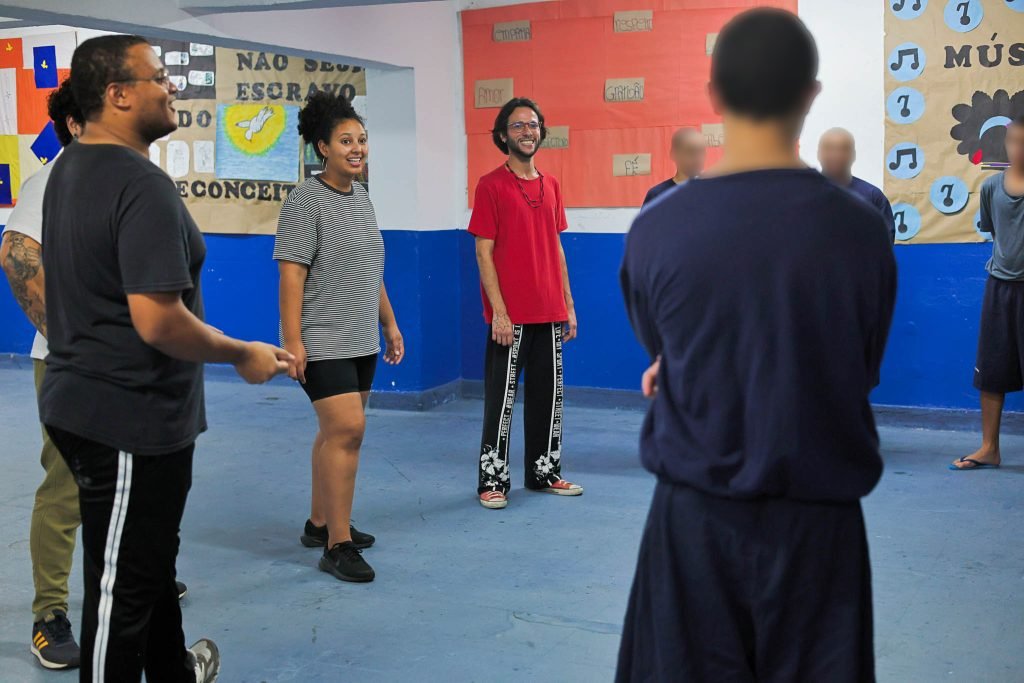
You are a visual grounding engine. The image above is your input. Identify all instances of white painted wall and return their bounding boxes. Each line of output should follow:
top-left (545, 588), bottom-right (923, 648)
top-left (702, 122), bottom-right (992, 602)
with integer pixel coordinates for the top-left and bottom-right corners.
top-left (0, 0), bottom-right (885, 233)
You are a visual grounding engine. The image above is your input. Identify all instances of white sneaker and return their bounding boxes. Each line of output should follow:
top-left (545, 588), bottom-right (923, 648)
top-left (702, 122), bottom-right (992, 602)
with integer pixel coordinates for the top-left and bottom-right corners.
top-left (189, 638), bottom-right (220, 682)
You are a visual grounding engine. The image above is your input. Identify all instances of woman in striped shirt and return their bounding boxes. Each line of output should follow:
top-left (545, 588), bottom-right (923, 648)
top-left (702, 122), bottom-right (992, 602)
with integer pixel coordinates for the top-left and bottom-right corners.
top-left (274, 91), bottom-right (404, 583)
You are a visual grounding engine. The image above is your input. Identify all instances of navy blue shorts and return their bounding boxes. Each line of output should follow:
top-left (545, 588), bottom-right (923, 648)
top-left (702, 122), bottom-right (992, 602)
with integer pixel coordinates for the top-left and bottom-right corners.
top-left (300, 355), bottom-right (377, 403)
top-left (974, 276), bottom-right (1024, 394)
top-left (617, 481), bottom-right (874, 683)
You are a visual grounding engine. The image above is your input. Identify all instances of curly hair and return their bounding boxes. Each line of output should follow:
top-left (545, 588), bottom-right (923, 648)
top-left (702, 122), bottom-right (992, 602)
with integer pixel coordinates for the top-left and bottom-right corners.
top-left (70, 34), bottom-right (149, 121)
top-left (46, 77), bottom-right (84, 147)
top-left (298, 90), bottom-right (364, 160)
top-left (491, 97), bottom-right (547, 154)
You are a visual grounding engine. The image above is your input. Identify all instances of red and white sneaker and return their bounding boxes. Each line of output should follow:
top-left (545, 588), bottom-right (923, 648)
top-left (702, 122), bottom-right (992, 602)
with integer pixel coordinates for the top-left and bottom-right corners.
top-left (479, 491), bottom-right (508, 509)
top-left (538, 479), bottom-right (584, 496)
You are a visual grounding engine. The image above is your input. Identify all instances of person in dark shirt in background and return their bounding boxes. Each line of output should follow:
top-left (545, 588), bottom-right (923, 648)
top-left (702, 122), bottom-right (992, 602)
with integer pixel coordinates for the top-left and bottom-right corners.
top-left (819, 127), bottom-right (896, 243)
top-left (641, 128), bottom-right (706, 206)
top-left (618, 9), bottom-right (896, 682)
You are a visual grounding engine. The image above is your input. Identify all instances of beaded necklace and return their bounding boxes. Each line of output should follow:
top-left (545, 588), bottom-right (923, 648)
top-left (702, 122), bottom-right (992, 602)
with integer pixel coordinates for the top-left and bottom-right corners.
top-left (505, 162), bottom-right (545, 208)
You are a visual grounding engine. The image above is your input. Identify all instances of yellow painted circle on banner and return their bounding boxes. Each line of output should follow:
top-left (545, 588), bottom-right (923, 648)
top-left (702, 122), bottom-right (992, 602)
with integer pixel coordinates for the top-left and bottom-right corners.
top-left (223, 104), bottom-right (287, 156)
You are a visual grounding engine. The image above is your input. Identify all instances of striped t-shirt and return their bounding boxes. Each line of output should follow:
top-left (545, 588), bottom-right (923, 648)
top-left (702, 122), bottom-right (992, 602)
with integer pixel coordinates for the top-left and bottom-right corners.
top-left (273, 176), bottom-right (385, 360)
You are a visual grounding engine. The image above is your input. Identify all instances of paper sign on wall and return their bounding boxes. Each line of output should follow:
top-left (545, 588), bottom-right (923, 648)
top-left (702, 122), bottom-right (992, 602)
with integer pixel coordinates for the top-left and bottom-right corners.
top-left (474, 78), bottom-right (514, 109)
top-left (542, 125), bottom-right (569, 149)
top-left (493, 21), bottom-right (531, 42)
top-left (613, 11), bottom-right (653, 33)
top-left (702, 123), bottom-right (724, 147)
top-left (613, 153), bottom-right (652, 177)
top-left (706, 33), bottom-right (718, 56)
top-left (605, 78), bottom-right (645, 103)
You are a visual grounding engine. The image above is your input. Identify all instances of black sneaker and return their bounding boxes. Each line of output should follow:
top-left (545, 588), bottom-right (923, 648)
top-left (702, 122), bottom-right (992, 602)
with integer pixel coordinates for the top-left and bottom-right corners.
top-left (188, 638), bottom-right (220, 682)
top-left (319, 541), bottom-right (375, 582)
top-left (300, 519), bottom-right (375, 550)
top-left (31, 610), bottom-right (80, 670)
top-left (177, 580), bottom-right (188, 600)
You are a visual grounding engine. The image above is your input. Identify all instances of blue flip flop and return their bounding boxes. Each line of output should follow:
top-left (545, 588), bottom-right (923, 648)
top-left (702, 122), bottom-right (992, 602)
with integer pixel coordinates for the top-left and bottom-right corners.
top-left (948, 457), bottom-right (1000, 471)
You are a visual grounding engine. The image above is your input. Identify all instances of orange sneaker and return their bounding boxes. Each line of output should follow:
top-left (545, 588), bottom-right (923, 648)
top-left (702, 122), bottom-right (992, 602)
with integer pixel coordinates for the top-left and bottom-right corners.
top-left (538, 479), bottom-right (583, 496)
top-left (479, 491), bottom-right (508, 509)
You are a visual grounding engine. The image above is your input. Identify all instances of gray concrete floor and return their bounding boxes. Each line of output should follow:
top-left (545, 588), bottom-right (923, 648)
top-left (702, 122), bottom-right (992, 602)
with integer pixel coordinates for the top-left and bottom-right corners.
top-left (1, 363), bottom-right (1022, 682)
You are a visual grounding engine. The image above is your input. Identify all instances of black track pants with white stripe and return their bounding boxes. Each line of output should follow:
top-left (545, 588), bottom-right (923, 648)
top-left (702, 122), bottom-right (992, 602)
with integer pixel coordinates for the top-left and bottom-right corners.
top-left (46, 426), bottom-right (194, 683)
top-left (478, 322), bottom-right (565, 495)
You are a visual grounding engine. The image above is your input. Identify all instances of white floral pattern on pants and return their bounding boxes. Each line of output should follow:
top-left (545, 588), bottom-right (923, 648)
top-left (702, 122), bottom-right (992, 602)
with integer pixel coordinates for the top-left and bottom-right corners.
top-left (480, 445), bottom-right (510, 490)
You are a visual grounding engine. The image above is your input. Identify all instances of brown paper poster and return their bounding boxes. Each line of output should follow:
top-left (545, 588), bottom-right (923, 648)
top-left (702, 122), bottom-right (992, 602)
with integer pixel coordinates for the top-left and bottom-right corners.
top-left (701, 123), bottom-right (724, 147)
top-left (604, 78), bottom-right (645, 103)
top-left (542, 125), bottom-right (570, 149)
top-left (475, 78), bottom-right (515, 108)
top-left (493, 21), bottom-right (532, 42)
top-left (613, 11), bottom-right (653, 33)
top-left (884, 0), bottom-right (1024, 244)
top-left (144, 39), bottom-right (366, 235)
top-left (612, 153), bottom-right (652, 177)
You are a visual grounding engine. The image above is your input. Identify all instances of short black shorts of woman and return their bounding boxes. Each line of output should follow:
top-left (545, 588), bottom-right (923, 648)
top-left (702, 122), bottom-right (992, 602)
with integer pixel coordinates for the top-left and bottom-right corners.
top-left (300, 354), bottom-right (378, 402)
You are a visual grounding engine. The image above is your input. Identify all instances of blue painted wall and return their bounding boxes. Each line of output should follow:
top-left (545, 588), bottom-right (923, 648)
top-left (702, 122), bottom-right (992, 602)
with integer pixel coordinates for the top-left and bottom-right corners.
top-left (0, 228), bottom-right (1017, 411)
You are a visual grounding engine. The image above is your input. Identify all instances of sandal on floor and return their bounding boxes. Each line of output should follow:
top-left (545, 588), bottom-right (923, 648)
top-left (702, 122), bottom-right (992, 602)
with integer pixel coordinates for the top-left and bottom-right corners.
top-left (479, 491), bottom-right (508, 509)
top-left (949, 456), bottom-right (1000, 471)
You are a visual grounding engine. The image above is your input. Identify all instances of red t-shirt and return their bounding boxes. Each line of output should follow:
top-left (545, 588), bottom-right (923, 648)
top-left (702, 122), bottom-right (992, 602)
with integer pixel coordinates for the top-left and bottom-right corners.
top-left (468, 165), bottom-right (569, 324)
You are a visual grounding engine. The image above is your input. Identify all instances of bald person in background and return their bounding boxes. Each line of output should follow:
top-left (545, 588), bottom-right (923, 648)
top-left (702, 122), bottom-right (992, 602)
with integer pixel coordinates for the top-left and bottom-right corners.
top-left (819, 127), bottom-right (896, 244)
top-left (643, 128), bottom-right (706, 206)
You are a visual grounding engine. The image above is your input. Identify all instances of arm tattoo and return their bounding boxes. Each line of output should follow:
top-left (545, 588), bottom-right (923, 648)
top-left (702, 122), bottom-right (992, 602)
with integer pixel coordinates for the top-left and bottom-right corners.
top-left (1, 232), bottom-right (47, 337)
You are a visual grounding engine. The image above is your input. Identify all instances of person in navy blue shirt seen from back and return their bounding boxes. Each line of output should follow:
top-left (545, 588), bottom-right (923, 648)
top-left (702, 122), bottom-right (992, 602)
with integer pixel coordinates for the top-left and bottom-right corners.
top-left (618, 9), bottom-right (896, 683)
top-left (819, 127), bottom-right (896, 243)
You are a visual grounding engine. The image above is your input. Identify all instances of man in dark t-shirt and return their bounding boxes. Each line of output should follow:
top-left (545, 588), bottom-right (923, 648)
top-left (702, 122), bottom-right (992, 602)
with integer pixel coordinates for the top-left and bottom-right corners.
top-left (41, 36), bottom-right (293, 682)
top-left (819, 127), bottom-right (896, 243)
top-left (618, 10), bottom-right (895, 682)
top-left (468, 97), bottom-right (582, 510)
top-left (642, 128), bottom-right (706, 206)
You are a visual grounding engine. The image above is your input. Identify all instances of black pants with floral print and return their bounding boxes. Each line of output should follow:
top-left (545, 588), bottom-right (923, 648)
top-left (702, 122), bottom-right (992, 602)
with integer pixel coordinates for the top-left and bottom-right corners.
top-left (478, 322), bottom-right (565, 495)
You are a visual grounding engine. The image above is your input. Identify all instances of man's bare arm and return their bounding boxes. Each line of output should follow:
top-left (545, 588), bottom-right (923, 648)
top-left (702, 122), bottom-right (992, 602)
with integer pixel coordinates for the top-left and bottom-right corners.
top-left (0, 231), bottom-right (46, 337)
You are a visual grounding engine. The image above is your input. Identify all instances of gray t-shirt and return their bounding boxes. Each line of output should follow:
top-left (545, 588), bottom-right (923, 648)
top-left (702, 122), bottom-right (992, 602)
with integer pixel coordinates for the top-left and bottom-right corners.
top-left (273, 176), bottom-right (384, 360)
top-left (980, 172), bottom-right (1024, 281)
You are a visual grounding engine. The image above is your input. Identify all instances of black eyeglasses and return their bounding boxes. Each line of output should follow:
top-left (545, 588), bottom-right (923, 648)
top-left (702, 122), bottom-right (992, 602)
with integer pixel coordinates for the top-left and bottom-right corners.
top-left (111, 70), bottom-right (172, 89)
top-left (507, 121), bottom-right (540, 132)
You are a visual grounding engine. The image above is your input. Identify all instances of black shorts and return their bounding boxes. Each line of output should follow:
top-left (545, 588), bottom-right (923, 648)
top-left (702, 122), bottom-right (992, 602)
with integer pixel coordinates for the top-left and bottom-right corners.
top-left (301, 355), bottom-right (378, 403)
top-left (974, 276), bottom-right (1024, 394)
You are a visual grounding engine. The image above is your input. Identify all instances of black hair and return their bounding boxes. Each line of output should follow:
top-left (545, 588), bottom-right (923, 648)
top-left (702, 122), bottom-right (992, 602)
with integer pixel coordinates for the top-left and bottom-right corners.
top-left (1013, 113), bottom-right (1024, 127)
top-left (711, 8), bottom-right (818, 119)
top-left (491, 97), bottom-right (547, 154)
top-left (70, 34), bottom-right (149, 121)
top-left (297, 90), bottom-right (364, 160)
top-left (47, 77), bottom-right (84, 147)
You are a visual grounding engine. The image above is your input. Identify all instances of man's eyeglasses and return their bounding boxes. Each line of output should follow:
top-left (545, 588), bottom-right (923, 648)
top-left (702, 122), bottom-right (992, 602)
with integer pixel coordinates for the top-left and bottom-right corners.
top-left (507, 121), bottom-right (540, 132)
top-left (111, 70), bottom-right (173, 89)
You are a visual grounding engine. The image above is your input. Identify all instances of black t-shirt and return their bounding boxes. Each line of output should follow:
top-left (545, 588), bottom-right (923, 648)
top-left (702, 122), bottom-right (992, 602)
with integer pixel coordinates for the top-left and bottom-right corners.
top-left (642, 178), bottom-right (680, 207)
top-left (39, 142), bottom-right (207, 455)
top-left (621, 169), bottom-right (896, 503)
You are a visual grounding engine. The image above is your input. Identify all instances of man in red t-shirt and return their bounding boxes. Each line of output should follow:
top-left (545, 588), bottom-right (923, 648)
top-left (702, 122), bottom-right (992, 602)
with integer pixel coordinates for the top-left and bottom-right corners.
top-left (469, 97), bottom-right (583, 510)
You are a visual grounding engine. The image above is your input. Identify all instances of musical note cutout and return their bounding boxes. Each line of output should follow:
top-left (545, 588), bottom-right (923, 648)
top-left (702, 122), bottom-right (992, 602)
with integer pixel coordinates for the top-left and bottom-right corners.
top-left (944, 0), bottom-right (983, 32)
top-left (974, 209), bottom-right (993, 241)
top-left (891, 203), bottom-right (921, 241)
top-left (930, 176), bottom-right (969, 214)
top-left (1007, 0), bottom-right (1024, 12)
top-left (891, 0), bottom-right (928, 20)
top-left (886, 87), bottom-right (925, 124)
top-left (886, 143), bottom-right (925, 179)
top-left (888, 42), bottom-right (926, 82)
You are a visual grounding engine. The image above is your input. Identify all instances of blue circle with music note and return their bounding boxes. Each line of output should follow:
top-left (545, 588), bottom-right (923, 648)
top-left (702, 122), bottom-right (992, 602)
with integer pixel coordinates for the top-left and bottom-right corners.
top-left (944, 0), bottom-right (983, 32)
top-left (888, 42), bottom-right (926, 81)
top-left (891, 0), bottom-right (928, 20)
top-left (886, 143), bottom-right (924, 179)
top-left (891, 203), bottom-right (921, 241)
top-left (930, 176), bottom-right (969, 214)
top-left (975, 209), bottom-right (993, 240)
top-left (1007, 0), bottom-right (1024, 12)
top-left (886, 87), bottom-right (925, 124)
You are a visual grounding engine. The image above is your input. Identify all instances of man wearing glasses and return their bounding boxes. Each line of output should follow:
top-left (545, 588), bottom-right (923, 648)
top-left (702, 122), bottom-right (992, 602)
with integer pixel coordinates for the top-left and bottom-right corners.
top-left (41, 35), bottom-right (294, 682)
top-left (469, 97), bottom-right (583, 510)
